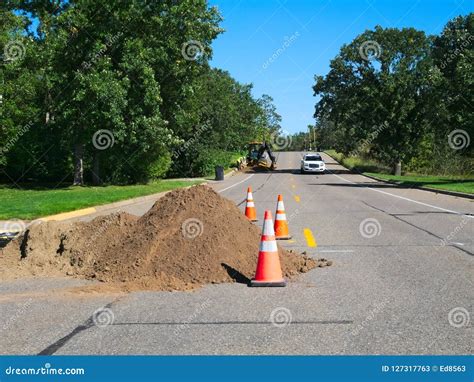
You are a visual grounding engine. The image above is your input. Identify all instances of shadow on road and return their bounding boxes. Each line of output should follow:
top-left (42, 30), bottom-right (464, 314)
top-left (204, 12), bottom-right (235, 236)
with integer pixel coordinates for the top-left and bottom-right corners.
top-left (324, 169), bottom-right (353, 174)
top-left (221, 263), bottom-right (250, 284)
top-left (244, 168), bottom-right (299, 174)
top-left (308, 182), bottom-right (409, 189)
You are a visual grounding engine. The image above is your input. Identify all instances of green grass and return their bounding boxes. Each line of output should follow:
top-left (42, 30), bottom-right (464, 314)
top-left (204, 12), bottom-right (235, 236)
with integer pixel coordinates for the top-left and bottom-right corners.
top-left (364, 173), bottom-right (474, 194)
top-left (204, 152), bottom-right (246, 180)
top-left (0, 180), bottom-right (203, 220)
top-left (325, 150), bottom-right (389, 173)
top-left (325, 150), bottom-right (473, 195)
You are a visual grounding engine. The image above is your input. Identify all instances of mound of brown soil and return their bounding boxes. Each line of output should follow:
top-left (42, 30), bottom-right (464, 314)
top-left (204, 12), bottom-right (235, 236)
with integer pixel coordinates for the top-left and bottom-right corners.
top-left (1, 185), bottom-right (329, 291)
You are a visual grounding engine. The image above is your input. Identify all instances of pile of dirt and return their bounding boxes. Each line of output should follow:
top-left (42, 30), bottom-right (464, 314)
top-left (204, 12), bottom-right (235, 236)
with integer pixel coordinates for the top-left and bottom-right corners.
top-left (0, 185), bottom-right (330, 291)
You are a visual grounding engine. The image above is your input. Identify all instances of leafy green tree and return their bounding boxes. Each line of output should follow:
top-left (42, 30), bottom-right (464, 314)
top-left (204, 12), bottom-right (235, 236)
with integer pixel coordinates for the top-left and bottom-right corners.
top-left (285, 132), bottom-right (307, 151)
top-left (0, 8), bottom-right (39, 169)
top-left (256, 94), bottom-right (282, 138)
top-left (314, 26), bottom-right (437, 174)
top-left (2, 0), bottom-right (223, 184)
top-left (1, 1), bottom-right (281, 182)
top-left (170, 68), bottom-right (277, 176)
top-left (430, 13), bottom-right (473, 173)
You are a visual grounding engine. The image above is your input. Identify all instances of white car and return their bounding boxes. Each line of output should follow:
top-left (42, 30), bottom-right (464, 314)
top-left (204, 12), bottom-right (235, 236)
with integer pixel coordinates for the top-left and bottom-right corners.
top-left (301, 153), bottom-right (326, 174)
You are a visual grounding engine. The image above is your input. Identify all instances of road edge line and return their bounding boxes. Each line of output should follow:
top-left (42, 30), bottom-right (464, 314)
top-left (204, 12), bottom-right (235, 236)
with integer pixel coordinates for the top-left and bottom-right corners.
top-left (218, 174), bottom-right (254, 193)
top-left (329, 171), bottom-right (473, 219)
top-left (324, 151), bottom-right (474, 200)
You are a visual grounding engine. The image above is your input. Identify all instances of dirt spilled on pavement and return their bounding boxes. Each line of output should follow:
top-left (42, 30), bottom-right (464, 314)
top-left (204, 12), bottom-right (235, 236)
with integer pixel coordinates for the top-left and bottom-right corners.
top-left (0, 185), bottom-right (330, 291)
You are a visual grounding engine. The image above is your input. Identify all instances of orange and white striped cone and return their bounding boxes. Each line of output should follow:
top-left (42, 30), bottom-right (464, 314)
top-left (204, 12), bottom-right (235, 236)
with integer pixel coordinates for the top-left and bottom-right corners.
top-left (244, 186), bottom-right (258, 222)
top-left (250, 210), bottom-right (286, 287)
top-left (274, 194), bottom-right (292, 240)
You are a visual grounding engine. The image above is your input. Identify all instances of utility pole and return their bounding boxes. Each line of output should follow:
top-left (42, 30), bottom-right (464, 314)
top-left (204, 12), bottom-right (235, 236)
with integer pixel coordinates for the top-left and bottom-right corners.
top-left (307, 125), bottom-right (312, 151)
top-left (313, 126), bottom-right (316, 151)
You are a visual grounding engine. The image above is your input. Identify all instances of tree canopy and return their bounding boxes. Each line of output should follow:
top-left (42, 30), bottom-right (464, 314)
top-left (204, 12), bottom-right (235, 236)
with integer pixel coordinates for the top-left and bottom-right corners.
top-left (0, 0), bottom-right (281, 184)
top-left (313, 15), bottom-right (473, 175)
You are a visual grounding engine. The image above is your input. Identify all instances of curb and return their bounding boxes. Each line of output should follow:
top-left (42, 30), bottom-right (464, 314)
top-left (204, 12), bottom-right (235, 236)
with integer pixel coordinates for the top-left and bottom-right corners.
top-left (207, 161), bottom-right (244, 182)
top-left (40, 207), bottom-right (99, 222)
top-left (324, 151), bottom-right (474, 200)
top-left (225, 167), bottom-right (240, 178)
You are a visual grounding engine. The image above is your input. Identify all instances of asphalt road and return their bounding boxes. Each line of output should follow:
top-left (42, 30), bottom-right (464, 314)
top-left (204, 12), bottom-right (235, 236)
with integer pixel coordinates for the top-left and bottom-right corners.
top-left (1, 152), bottom-right (472, 355)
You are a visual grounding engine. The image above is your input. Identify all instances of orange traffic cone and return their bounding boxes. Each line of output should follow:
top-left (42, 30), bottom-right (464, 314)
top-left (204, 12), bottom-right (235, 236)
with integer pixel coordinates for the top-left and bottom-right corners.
top-left (245, 186), bottom-right (258, 222)
top-left (274, 194), bottom-right (292, 240)
top-left (250, 210), bottom-right (286, 287)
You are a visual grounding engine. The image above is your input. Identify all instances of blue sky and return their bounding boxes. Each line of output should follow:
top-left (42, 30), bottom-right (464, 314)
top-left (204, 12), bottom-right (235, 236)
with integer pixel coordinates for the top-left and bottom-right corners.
top-left (209, 0), bottom-right (473, 134)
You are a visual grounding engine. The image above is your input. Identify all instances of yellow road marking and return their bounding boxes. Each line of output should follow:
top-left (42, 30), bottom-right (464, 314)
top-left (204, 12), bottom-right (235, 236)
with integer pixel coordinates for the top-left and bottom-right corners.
top-left (303, 228), bottom-right (317, 248)
top-left (287, 240), bottom-right (296, 243)
top-left (294, 195), bottom-right (300, 202)
top-left (291, 184), bottom-right (296, 189)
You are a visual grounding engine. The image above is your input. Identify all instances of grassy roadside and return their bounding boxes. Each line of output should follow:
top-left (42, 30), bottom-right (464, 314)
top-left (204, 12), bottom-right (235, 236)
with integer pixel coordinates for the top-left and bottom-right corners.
top-left (325, 150), bottom-right (390, 173)
top-left (325, 150), bottom-right (474, 195)
top-left (204, 152), bottom-right (245, 180)
top-left (0, 180), bottom-right (203, 220)
top-left (364, 173), bottom-right (474, 194)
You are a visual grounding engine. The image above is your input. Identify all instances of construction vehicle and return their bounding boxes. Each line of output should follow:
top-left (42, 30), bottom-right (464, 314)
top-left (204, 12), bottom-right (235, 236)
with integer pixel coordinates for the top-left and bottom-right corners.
top-left (246, 141), bottom-right (277, 170)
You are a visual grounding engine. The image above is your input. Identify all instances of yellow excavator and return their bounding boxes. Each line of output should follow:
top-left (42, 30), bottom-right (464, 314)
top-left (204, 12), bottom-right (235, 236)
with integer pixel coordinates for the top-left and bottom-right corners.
top-left (246, 141), bottom-right (277, 170)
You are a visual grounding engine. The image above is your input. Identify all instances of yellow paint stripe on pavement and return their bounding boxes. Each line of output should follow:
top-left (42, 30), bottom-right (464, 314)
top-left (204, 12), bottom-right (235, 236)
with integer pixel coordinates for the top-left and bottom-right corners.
top-left (294, 195), bottom-right (300, 202)
top-left (303, 228), bottom-right (317, 248)
top-left (40, 207), bottom-right (97, 222)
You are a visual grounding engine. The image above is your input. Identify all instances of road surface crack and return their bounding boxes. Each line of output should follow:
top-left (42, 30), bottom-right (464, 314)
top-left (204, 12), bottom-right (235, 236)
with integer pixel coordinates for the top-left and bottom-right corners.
top-left (362, 202), bottom-right (472, 256)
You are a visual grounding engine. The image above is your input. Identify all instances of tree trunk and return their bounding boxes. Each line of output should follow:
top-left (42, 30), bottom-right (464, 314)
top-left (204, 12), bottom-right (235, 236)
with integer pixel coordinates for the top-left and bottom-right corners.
top-left (393, 160), bottom-right (402, 176)
top-left (73, 143), bottom-right (84, 186)
top-left (92, 151), bottom-right (101, 186)
top-left (45, 82), bottom-right (52, 124)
